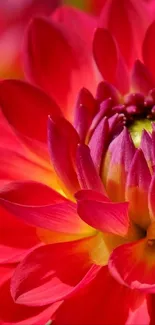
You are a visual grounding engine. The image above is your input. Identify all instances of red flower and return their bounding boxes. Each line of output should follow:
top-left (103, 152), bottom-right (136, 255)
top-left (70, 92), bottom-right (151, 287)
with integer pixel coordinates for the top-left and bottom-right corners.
top-left (1, 1), bottom-right (155, 324)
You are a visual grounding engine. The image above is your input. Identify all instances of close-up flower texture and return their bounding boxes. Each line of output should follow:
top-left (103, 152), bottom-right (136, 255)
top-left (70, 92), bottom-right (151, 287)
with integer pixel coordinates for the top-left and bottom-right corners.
top-left (2, 0), bottom-right (155, 324)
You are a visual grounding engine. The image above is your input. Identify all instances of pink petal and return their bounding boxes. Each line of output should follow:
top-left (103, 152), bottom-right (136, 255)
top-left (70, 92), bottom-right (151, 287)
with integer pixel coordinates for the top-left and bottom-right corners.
top-left (102, 128), bottom-right (136, 201)
top-left (24, 8), bottom-right (97, 118)
top-left (73, 88), bottom-right (97, 141)
top-left (0, 267), bottom-right (61, 325)
top-left (143, 20), bottom-right (155, 82)
top-left (109, 238), bottom-right (155, 293)
top-left (77, 195), bottom-right (129, 236)
top-left (126, 149), bottom-right (151, 229)
top-left (88, 117), bottom-right (109, 173)
top-left (131, 60), bottom-right (154, 95)
top-left (140, 130), bottom-right (153, 172)
top-left (76, 144), bottom-right (106, 194)
top-left (11, 238), bottom-right (100, 306)
top-left (0, 181), bottom-right (91, 236)
top-left (95, 81), bottom-right (120, 104)
top-left (48, 116), bottom-right (80, 196)
top-left (53, 266), bottom-right (148, 325)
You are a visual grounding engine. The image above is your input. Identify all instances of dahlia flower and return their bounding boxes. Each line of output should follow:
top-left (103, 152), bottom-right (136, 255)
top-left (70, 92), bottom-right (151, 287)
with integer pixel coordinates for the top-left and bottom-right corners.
top-left (1, 1), bottom-right (155, 324)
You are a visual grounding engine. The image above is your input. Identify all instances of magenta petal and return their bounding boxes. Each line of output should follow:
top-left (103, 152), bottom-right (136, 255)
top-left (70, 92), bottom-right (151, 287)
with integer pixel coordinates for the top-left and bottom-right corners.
top-left (48, 116), bottom-right (80, 196)
top-left (73, 88), bottom-right (97, 141)
top-left (76, 144), bottom-right (106, 194)
top-left (89, 117), bottom-right (109, 172)
top-left (0, 181), bottom-right (90, 235)
top-left (140, 130), bottom-right (153, 171)
top-left (75, 189), bottom-right (110, 202)
top-left (77, 197), bottom-right (129, 236)
top-left (131, 60), bottom-right (154, 95)
top-left (95, 81), bottom-right (120, 104)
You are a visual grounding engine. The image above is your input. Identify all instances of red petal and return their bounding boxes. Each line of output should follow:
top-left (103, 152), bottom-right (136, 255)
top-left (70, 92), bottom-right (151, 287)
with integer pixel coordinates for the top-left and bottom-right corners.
top-left (24, 8), bottom-right (97, 118)
top-left (77, 198), bottom-right (129, 236)
top-left (131, 60), bottom-right (154, 95)
top-left (93, 28), bottom-right (129, 94)
top-left (0, 148), bottom-right (60, 190)
top-left (48, 116), bottom-right (80, 197)
top-left (126, 149), bottom-right (151, 229)
top-left (11, 238), bottom-right (100, 306)
top-left (143, 20), bottom-right (155, 82)
top-left (109, 238), bottom-right (155, 293)
top-left (100, 0), bottom-right (150, 68)
top-left (0, 79), bottom-right (61, 143)
top-left (53, 266), bottom-right (148, 325)
top-left (93, 28), bottom-right (118, 85)
top-left (0, 181), bottom-right (91, 236)
top-left (76, 144), bottom-right (106, 194)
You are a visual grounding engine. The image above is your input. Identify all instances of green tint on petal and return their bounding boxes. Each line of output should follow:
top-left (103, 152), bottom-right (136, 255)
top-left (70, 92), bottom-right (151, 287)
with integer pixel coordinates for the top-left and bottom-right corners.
top-left (129, 119), bottom-right (153, 147)
top-left (64, 0), bottom-right (86, 10)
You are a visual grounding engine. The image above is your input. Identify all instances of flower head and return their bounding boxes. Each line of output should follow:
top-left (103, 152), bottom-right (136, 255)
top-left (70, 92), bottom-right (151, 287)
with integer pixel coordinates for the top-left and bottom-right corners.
top-left (1, 1), bottom-right (155, 324)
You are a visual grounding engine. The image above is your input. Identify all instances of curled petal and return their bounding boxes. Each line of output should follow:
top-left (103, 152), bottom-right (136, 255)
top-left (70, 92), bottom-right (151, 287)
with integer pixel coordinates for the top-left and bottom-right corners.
top-left (126, 149), bottom-right (151, 229)
top-left (77, 193), bottom-right (129, 237)
top-left (109, 238), bottom-right (155, 293)
top-left (0, 269), bottom-right (61, 325)
top-left (0, 181), bottom-right (92, 236)
top-left (11, 238), bottom-right (101, 306)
